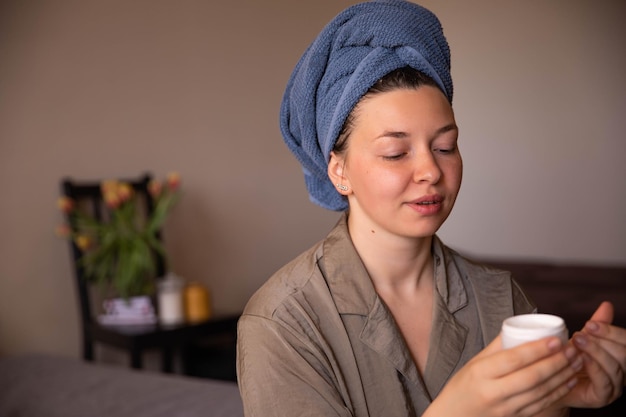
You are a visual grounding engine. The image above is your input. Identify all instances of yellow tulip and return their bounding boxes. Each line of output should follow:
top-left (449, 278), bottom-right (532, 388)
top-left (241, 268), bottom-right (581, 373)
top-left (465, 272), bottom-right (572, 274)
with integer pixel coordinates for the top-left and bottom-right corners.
top-left (100, 180), bottom-right (118, 195)
top-left (56, 196), bottom-right (75, 213)
top-left (166, 172), bottom-right (181, 191)
top-left (117, 182), bottom-right (133, 202)
top-left (148, 180), bottom-right (162, 197)
top-left (55, 224), bottom-right (72, 238)
top-left (75, 234), bottom-right (92, 251)
top-left (103, 190), bottom-right (121, 209)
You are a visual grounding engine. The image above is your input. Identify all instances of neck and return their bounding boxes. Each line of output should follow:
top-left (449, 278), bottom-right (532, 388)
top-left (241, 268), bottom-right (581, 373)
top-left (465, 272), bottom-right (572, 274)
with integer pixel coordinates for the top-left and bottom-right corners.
top-left (346, 212), bottom-right (435, 296)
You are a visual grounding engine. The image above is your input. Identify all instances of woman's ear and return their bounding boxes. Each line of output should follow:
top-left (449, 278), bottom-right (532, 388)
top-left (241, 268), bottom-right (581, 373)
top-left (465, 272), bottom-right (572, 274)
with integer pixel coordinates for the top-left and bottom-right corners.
top-left (328, 152), bottom-right (351, 195)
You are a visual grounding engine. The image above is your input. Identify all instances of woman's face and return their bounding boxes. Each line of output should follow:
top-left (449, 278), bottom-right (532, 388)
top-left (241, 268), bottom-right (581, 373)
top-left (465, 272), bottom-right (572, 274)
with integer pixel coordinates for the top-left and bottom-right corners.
top-left (331, 86), bottom-right (462, 240)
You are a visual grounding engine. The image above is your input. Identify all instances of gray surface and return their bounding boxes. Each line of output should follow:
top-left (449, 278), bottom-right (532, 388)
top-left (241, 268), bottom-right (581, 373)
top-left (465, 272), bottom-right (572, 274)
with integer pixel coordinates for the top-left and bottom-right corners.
top-left (0, 354), bottom-right (244, 417)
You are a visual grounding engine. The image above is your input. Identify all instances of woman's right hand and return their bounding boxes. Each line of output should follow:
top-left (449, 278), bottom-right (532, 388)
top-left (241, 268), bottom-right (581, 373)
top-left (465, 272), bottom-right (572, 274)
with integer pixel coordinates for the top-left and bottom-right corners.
top-left (424, 334), bottom-right (583, 417)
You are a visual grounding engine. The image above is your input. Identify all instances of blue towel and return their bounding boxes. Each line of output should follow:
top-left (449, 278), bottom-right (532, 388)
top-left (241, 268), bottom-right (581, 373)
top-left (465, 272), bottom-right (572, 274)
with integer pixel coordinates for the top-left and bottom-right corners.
top-left (280, 0), bottom-right (452, 211)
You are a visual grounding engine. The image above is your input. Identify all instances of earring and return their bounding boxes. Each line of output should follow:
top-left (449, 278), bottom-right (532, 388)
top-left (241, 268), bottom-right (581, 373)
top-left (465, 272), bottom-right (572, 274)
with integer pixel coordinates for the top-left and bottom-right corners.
top-left (336, 183), bottom-right (348, 192)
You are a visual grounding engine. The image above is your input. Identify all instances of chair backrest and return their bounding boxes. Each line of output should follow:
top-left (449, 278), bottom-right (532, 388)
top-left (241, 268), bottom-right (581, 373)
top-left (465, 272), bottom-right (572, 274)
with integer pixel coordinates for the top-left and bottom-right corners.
top-left (60, 173), bottom-right (166, 324)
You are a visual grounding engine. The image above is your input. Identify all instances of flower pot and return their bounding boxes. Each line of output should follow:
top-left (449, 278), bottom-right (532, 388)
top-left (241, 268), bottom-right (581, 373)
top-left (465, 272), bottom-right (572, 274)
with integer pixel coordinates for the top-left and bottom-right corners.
top-left (98, 295), bottom-right (157, 326)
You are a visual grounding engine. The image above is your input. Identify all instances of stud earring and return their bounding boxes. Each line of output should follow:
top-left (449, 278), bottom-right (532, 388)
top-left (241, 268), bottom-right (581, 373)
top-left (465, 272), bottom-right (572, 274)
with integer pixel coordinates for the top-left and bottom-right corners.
top-left (336, 183), bottom-right (348, 192)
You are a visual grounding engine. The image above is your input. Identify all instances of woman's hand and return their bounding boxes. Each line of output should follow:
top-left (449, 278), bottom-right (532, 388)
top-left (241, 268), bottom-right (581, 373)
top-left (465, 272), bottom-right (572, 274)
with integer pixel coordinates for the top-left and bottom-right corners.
top-left (560, 301), bottom-right (626, 408)
top-left (425, 334), bottom-right (581, 417)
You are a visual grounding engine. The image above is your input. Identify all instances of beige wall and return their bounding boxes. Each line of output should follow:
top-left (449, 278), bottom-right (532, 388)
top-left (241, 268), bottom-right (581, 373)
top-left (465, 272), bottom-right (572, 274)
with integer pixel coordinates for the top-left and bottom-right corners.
top-left (1, 0), bottom-right (624, 359)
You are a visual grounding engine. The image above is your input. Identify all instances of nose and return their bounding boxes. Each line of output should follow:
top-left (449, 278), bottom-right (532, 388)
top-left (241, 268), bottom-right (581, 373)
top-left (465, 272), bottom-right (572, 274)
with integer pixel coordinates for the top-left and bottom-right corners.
top-left (413, 150), bottom-right (442, 184)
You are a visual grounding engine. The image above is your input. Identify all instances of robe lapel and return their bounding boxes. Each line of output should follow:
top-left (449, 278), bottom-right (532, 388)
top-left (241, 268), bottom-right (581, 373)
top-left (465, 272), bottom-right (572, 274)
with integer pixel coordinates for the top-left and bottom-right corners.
top-left (423, 292), bottom-right (468, 397)
top-left (468, 268), bottom-right (516, 345)
top-left (360, 297), bottom-right (422, 386)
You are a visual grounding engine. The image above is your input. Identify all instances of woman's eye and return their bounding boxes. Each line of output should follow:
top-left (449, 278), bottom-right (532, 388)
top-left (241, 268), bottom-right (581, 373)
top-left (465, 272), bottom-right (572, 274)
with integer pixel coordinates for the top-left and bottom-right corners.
top-left (382, 153), bottom-right (407, 161)
top-left (434, 145), bottom-right (457, 155)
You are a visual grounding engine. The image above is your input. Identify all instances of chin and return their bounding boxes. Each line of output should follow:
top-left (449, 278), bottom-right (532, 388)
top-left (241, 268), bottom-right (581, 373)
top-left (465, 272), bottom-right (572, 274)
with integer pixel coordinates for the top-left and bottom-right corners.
top-left (399, 225), bottom-right (440, 239)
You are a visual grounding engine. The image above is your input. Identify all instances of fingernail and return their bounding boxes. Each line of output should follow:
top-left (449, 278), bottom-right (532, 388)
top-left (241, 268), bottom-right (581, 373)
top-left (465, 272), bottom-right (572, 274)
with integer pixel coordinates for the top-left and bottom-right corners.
top-left (564, 346), bottom-right (577, 360)
top-left (585, 321), bottom-right (600, 333)
top-left (571, 356), bottom-right (583, 372)
top-left (567, 377), bottom-right (578, 389)
top-left (547, 337), bottom-right (562, 351)
top-left (574, 334), bottom-right (587, 347)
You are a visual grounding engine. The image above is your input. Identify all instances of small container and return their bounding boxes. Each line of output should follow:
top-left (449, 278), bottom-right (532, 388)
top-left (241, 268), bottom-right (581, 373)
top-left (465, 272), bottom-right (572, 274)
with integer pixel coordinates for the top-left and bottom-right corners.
top-left (157, 272), bottom-right (185, 325)
top-left (184, 282), bottom-right (211, 323)
top-left (501, 314), bottom-right (568, 349)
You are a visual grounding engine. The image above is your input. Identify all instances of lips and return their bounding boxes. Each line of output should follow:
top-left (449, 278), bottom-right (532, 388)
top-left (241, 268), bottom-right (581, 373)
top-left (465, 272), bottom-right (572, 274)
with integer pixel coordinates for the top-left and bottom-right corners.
top-left (407, 194), bottom-right (444, 215)
top-left (411, 195), bottom-right (443, 205)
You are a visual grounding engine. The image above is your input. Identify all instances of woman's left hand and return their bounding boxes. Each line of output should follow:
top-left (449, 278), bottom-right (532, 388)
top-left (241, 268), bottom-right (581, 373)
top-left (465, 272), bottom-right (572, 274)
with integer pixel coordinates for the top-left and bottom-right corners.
top-left (561, 301), bottom-right (626, 408)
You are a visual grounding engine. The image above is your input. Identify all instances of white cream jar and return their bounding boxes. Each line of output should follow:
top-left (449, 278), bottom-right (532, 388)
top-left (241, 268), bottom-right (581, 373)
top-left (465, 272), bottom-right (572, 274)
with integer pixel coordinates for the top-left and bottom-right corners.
top-left (501, 314), bottom-right (568, 349)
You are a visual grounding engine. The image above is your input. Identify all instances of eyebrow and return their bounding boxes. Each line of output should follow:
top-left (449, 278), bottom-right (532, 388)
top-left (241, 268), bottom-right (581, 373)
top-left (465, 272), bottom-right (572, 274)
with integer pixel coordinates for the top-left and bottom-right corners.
top-left (376, 123), bottom-right (458, 140)
top-left (436, 123), bottom-right (459, 135)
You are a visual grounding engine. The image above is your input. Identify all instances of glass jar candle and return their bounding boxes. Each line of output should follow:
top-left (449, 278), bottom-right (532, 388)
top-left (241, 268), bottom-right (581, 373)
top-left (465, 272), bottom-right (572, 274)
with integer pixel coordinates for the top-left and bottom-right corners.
top-left (157, 273), bottom-right (185, 325)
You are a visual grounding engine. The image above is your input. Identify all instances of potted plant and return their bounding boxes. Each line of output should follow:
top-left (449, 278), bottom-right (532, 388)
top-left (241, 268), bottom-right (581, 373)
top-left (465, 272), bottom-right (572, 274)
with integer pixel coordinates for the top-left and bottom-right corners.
top-left (56, 173), bottom-right (181, 303)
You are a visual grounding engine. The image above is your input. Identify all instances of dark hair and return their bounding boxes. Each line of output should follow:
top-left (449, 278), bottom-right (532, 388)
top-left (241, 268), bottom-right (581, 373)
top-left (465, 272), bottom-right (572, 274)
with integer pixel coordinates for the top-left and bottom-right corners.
top-left (333, 66), bottom-right (441, 155)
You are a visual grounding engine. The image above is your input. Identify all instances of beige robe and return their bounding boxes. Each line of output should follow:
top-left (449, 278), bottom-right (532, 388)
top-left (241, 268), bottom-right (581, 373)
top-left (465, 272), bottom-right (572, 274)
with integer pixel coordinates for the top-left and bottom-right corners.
top-left (237, 215), bottom-right (535, 416)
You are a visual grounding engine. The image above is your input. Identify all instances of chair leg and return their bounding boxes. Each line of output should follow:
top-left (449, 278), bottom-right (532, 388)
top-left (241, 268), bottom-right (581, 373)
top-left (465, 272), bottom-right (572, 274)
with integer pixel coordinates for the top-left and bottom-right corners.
top-left (181, 344), bottom-right (192, 375)
top-left (130, 347), bottom-right (143, 369)
top-left (161, 347), bottom-right (174, 373)
top-left (83, 335), bottom-right (94, 361)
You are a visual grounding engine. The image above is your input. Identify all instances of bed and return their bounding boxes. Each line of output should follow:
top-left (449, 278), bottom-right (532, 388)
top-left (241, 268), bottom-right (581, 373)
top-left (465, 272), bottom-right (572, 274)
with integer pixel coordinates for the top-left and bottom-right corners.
top-left (0, 354), bottom-right (244, 417)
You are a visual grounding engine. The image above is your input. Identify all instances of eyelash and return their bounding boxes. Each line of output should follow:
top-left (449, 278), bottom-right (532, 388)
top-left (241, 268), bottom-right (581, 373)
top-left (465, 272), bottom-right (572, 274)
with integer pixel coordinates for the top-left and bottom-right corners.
top-left (382, 145), bottom-right (457, 161)
top-left (382, 153), bottom-right (407, 161)
top-left (435, 145), bottom-right (457, 155)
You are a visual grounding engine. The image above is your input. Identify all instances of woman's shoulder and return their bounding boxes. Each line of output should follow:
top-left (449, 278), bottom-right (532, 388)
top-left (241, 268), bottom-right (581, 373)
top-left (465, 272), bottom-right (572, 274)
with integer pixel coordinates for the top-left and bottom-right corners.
top-left (437, 240), bottom-right (514, 280)
top-left (241, 239), bottom-right (328, 319)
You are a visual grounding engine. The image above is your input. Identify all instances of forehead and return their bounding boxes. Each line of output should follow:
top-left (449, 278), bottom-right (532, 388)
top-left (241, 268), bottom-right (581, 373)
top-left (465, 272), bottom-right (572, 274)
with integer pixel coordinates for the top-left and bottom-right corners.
top-left (353, 86), bottom-right (455, 131)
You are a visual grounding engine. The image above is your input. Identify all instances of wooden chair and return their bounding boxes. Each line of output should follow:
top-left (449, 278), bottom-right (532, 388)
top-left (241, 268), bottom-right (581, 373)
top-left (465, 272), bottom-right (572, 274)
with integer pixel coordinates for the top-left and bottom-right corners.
top-left (61, 173), bottom-right (239, 373)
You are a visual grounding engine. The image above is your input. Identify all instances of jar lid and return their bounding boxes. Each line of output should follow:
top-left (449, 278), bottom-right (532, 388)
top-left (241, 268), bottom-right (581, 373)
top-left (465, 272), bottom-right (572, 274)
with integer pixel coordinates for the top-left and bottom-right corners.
top-left (502, 314), bottom-right (566, 339)
top-left (158, 272), bottom-right (184, 291)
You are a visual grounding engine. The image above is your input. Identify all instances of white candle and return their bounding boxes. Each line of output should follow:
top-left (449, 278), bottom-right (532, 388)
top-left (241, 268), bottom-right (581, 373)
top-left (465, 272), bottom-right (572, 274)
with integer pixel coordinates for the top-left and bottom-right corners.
top-left (157, 273), bottom-right (184, 325)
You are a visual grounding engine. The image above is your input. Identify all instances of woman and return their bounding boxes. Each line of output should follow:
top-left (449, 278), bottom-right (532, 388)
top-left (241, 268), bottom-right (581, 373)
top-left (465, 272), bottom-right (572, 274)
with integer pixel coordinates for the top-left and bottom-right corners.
top-left (236, 1), bottom-right (625, 416)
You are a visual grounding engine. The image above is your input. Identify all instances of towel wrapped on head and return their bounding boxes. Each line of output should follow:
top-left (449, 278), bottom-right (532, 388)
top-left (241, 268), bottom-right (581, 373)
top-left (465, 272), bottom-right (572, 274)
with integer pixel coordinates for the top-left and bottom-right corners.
top-left (280, 0), bottom-right (453, 211)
